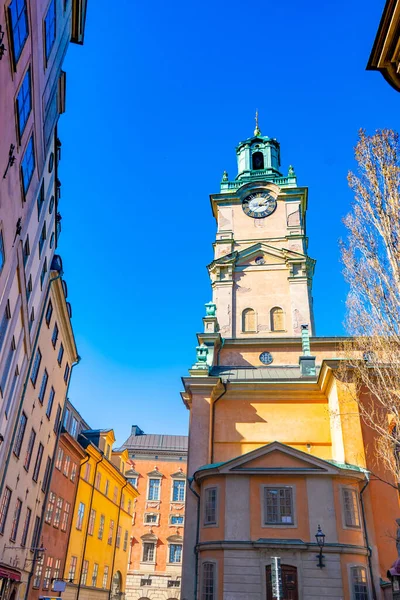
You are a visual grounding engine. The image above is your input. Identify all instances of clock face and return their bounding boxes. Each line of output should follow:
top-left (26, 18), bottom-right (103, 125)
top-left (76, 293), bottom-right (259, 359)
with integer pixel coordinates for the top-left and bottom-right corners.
top-left (259, 351), bottom-right (273, 365)
top-left (242, 191), bottom-right (277, 219)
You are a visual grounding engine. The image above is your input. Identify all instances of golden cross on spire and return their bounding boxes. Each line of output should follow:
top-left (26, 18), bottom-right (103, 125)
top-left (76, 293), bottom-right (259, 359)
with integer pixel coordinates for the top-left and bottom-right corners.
top-left (254, 109), bottom-right (261, 136)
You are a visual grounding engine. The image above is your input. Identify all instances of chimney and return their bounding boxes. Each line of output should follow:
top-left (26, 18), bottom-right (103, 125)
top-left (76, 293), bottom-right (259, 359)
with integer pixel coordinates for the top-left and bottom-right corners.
top-left (299, 324), bottom-right (316, 377)
top-left (131, 425), bottom-right (144, 437)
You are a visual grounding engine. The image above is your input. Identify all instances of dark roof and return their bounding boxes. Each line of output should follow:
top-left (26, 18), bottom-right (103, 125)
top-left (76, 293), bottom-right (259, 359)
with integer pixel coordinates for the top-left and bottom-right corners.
top-left (119, 433), bottom-right (188, 453)
top-left (210, 365), bottom-right (320, 381)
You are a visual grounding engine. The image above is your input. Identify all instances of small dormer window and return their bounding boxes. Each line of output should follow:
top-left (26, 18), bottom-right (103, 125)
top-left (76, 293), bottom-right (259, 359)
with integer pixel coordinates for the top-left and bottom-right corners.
top-left (252, 151), bottom-right (264, 170)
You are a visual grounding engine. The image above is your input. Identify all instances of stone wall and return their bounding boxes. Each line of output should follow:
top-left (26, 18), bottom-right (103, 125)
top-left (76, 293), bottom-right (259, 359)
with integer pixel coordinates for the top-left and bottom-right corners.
top-left (125, 573), bottom-right (181, 600)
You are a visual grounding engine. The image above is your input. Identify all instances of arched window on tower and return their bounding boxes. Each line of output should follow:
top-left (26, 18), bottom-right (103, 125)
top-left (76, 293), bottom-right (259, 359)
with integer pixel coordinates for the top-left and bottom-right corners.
top-left (252, 151), bottom-right (264, 170)
top-left (270, 307), bottom-right (285, 332)
top-left (242, 308), bottom-right (256, 333)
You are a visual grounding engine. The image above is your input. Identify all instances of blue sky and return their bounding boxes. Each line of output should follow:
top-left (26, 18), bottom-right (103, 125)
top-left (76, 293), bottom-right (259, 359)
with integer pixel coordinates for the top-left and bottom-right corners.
top-left (58, 0), bottom-right (400, 445)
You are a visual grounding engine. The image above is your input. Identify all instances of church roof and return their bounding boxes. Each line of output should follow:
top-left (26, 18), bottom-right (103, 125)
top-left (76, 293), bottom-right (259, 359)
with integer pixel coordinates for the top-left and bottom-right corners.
top-left (210, 365), bottom-right (320, 381)
top-left (119, 433), bottom-right (188, 453)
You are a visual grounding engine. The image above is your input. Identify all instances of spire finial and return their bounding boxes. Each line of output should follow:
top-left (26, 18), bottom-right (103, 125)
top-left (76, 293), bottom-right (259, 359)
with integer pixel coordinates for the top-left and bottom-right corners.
top-left (254, 109), bottom-right (261, 136)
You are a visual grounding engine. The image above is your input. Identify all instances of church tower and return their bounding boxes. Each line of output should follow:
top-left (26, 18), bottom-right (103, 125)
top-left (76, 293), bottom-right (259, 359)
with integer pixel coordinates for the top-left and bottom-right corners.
top-left (209, 116), bottom-right (315, 339)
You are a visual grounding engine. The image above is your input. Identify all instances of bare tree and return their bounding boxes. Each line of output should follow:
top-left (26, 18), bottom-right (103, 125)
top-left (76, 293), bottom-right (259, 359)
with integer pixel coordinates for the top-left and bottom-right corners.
top-left (341, 128), bottom-right (400, 482)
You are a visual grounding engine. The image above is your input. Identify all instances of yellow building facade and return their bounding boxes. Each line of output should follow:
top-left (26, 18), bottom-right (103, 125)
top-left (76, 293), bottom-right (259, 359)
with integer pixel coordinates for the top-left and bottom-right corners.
top-left (63, 429), bottom-right (138, 600)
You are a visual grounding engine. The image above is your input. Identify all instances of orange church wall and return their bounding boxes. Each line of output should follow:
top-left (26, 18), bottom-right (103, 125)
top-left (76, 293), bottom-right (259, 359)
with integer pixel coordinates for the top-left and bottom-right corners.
top-left (198, 549), bottom-right (224, 597)
top-left (332, 479), bottom-right (366, 547)
top-left (340, 554), bottom-right (370, 600)
top-left (199, 476), bottom-right (225, 543)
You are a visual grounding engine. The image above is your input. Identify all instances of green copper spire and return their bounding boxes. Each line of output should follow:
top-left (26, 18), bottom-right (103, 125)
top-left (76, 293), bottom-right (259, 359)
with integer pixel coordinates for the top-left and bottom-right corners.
top-left (254, 109), bottom-right (261, 136)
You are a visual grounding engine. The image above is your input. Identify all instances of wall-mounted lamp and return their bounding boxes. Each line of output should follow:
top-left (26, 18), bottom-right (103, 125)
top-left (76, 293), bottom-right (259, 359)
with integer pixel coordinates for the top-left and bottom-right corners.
top-left (315, 524), bottom-right (326, 568)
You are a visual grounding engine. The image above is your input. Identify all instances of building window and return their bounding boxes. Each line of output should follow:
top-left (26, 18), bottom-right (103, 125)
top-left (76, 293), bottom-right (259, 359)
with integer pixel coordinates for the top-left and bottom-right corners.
top-left (64, 362), bottom-right (70, 383)
top-left (113, 486), bottom-right (118, 503)
top-left (242, 308), bottom-right (256, 333)
top-left (40, 257), bottom-right (48, 290)
top-left (98, 514), bottom-right (105, 539)
top-left (29, 306), bottom-right (34, 330)
top-left (83, 462), bottom-right (91, 482)
top-left (0, 232), bottom-right (4, 274)
top-left (144, 513), bottom-right (158, 524)
top-left (127, 499), bottom-right (132, 514)
top-left (107, 519), bottom-right (114, 545)
top-left (204, 487), bottom-right (217, 525)
top-left (95, 472), bottom-right (101, 489)
top-left (31, 515), bottom-right (40, 549)
top-left (270, 306), bottom-right (285, 332)
top-left (30, 348), bottom-right (42, 386)
top-left (23, 428), bottom-right (36, 471)
top-left (142, 542), bottom-right (155, 562)
top-left (20, 506), bottom-right (31, 546)
top-left (81, 559), bottom-right (89, 585)
top-left (46, 387), bottom-right (55, 418)
top-left (148, 478), bottom-right (160, 500)
top-left (53, 558), bottom-right (61, 582)
top-left (8, 0), bottom-right (29, 64)
top-left (68, 555), bottom-right (77, 583)
top-left (70, 462), bottom-right (77, 482)
top-left (53, 497), bottom-right (63, 527)
top-left (38, 369), bottom-right (48, 403)
top-left (4, 365), bottom-right (19, 417)
top-left (42, 457), bottom-right (51, 492)
top-left (57, 343), bottom-right (64, 365)
top-left (44, 0), bottom-right (56, 60)
top-left (92, 563), bottom-right (99, 587)
top-left (26, 275), bottom-right (32, 300)
top-left (202, 562), bottom-right (216, 600)
top-left (23, 236), bottom-right (30, 266)
top-left (123, 529), bottom-right (129, 551)
top-left (343, 488), bottom-right (361, 528)
top-left (102, 565), bottom-right (109, 589)
top-left (63, 455), bottom-right (70, 477)
top-left (37, 182), bottom-right (45, 218)
top-left (252, 151), bottom-right (264, 170)
top-left (0, 488), bottom-right (12, 535)
top-left (105, 479), bottom-right (109, 496)
top-left (0, 337), bottom-right (16, 395)
top-left (121, 493), bottom-right (125, 510)
top-left (172, 479), bottom-right (185, 502)
top-left (171, 515), bottom-right (184, 525)
top-left (13, 411), bottom-right (27, 457)
top-left (54, 404), bottom-right (62, 433)
top-left (76, 502), bottom-right (85, 530)
top-left (116, 525), bottom-right (121, 548)
top-left (43, 556), bottom-right (53, 589)
top-left (105, 443), bottom-right (111, 459)
top-left (55, 447), bottom-right (63, 470)
top-left (351, 566), bottom-right (369, 600)
top-left (0, 301), bottom-right (11, 354)
top-left (61, 501), bottom-right (70, 531)
top-left (51, 322), bottom-right (58, 347)
top-left (88, 509), bottom-right (96, 535)
top-left (45, 491), bottom-right (56, 523)
top-left (45, 300), bottom-right (53, 326)
top-left (21, 135), bottom-right (35, 194)
top-left (10, 498), bottom-right (22, 541)
top-left (169, 543), bottom-right (182, 564)
top-left (264, 487), bottom-right (293, 525)
top-left (32, 443), bottom-right (44, 482)
top-left (16, 67), bottom-right (32, 138)
top-left (33, 555), bottom-right (43, 588)
top-left (63, 407), bottom-right (70, 428)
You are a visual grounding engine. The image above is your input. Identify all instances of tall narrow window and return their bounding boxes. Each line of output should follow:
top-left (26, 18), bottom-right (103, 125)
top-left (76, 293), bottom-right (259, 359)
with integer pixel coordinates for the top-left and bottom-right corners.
top-left (20, 507), bottom-right (31, 546)
top-left (0, 301), bottom-right (11, 353)
top-left (148, 478), bottom-right (160, 500)
top-left (102, 565), bottom-right (109, 589)
top-left (63, 455), bottom-right (70, 477)
top-left (81, 559), bottom-right (89, 585)
top-left (202, 562), bottom-right (215, 600)
top-left (5, 365), bottom-right (19, 418)
top-left (42, 457), bottom-right (51, 492)
top-left (37, 181), bottom-right (45, 218)
top-left (8, 0), bottom-right (29, 64)
top-left (43, 556), bottom-right (53, 589)
top-left (55, 447), bottom-right (63, 470)
top-left (38, 369), bottom-right (48, 403)
top-left (53, 558), bottom-right (61, 582)
top-left (54, 404), bottom-right (62, 433)
top-left (76, 502), bottom-right (85, 530)
top-left (0, 337), bottom-right (16, 395)
top-left (92, 563), bottom-right (99, 586)
top-left (45, 300), bottom-right (53, 326)
top-left (142, 542), bottom-right (155, 562)
top-left (343, 488), bottom-right (361, 528)
top-left (23, 236), bottom-right (30, 266)
top-left (30, 348), bottom-right (42, 386)
top-left (83, 462), bottom-right (91, 482)
top-left (98, 514), bottom-right (105, 539)
top-left (44, 0), bottom-right (56, 60)
top-left (32, 443), bottom-right (44, 482)
top-left (45, 491), bottom-right (56, 523)
top-left (21, 135), bottom-right (35, 195)
top-left (351, 566), bottom-right (369, 600)
top-left (33, 555), bottom-right (43, 588)
top-left (169, 543), bottom-right (182, 563)
top-left (39, 222), bottom-right (47, 258)
top-left (26, 275), bottom-right (32, 300)
top-left (116, 525), bottom-right (121, 548)
top-left (68, 556), bottom-right (77, 582)
top-left (172, 480), bottom-right (185, 502)
top-left (0, 232), bottom-right (4, 274)
top-left (10, 498), bottom-right (22, 541)
top-left (51, 322), bottom-right (58, 347)
top-left (252, 151), bottom-right (264, 170)
top-left (16, 67), bottom-right (31, 137)
top-left (40, 258), bottom-right (48, 290)
top-left (0, 488), bottom-right (12, 534)
top-left (31, 515), bottom-right (40, 548)
top-left (204, 487), bottom-right (217, 525)
top-left (61, 502), bottom-right (70, 531)
top-left (88, 509), bottom-right (96, 535)
top-left (14, 411), bottom-right (27, 457)
top-left (53, 497), bottom-right (63, 527)
top-left (123, 530), bottom-right (129, 551)
top-left (46, 387), bottom-right (55, 418)
top-left (107, 519), bottom-right (114, 545)
top-left (270, 307), bottom-right (285, 332)
top-left (57, 343), bottom-right (64, 365)
top-left (264, 487), bottom-right (293, 525)
top-left (242, 308), bottom-right (256, 333)
top-left (64, 362), bottom-right (70, 383)
top-left (24, 428), bottom-right (36, 470)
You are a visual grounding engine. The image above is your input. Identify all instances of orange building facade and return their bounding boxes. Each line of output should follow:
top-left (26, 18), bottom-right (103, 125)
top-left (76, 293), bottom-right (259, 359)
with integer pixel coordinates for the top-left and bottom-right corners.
top-left (181, 124), bottom-right (400, 599)
top-left (120, 426), bottom-right (187, 600)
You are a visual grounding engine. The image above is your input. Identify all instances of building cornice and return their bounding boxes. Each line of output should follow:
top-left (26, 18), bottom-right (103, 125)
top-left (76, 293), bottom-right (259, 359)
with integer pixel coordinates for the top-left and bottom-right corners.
top-left (196, 540), bottom-right (368, 555)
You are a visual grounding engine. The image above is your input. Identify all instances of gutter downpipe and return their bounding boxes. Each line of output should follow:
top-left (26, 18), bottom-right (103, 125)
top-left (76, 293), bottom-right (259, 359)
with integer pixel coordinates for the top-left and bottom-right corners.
top-left (188, 477), bottom-right (200, 600)
top-left (76, 452), bottom-right (104, 599)
top-left (360, 475), bottom-right (378, 600)
top-left (210, 382), bottom-right (227, 464)
top-left (108, 480), bottom-right (128, 600)
top-left (24, 356), bottom-right (81, 600)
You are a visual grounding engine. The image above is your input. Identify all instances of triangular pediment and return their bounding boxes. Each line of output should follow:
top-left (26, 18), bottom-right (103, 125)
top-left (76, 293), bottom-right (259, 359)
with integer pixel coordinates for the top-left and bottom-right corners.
top-left (236, 242), bottom-right (307, 267)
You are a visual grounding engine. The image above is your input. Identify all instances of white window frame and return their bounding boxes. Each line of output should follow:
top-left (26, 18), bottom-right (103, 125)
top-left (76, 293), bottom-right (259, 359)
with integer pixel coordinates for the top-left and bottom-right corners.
top-left (341, 486), bottom-right (362, 530)
top-left (200, 559), bottom-right (218, 600)
top-left (141, 541), bottom-right (156, 564)
top-left (167, 542), bottom-right (183, 565)
top-left (171, 478), bottom-right (186, 503)
top-left (261, 484), bottom-right (296, 528)
top-left (169, 513), bottom-right (184, 526)
top-left (144, 512), bottom-right (159, 525)
top-left (203, 485), bottom-right (218, 528)
top-left (147, 477), bottom-right (161, 501)
top-left (348, 563), bottom-right (370, 600)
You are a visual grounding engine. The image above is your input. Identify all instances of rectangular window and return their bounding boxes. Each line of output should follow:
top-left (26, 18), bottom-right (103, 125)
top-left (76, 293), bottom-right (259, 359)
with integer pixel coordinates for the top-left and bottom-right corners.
top-left (104, 479), bottom-right (110, 496)
top-left (70, 416), bottom-right (78, 437)
top-left (95, 472), bottom-right (101, 489)
top-left (63, 455), bottom-right (70, 477)
top-left (81, 559), bottom-right (89, 585)
top-left (61, 501), bottom-right (70, 532)
top-left (202, 562), bottom-right (215, 600)
top-left (40, 257), bottom-right (48, 290)
top-left (148, 478), bottom-right (160, 500)
top-left (23, 236), bottom-right (30, 266)
top-left (0, 337), bottom-right (15, 395)
top-left (33, 555), bottom-right (43, 588)
top-left (24, 428), bottom-right (36, 470)
top-left (76, 502), bottom-right (85, 530)
top-left (92, 563), bottom-right (99, 586)
top-left (351, 566), bottom-right (369, 600)
top-left (88, 509), bottom-right (96, 535)
top-left (51, 322), bottom-right (58, 347)
top-left (31, 515), bottom-right (40, 549)
top-left (113, 486), bottom-right (118, 503)
top-left (5, 365), bottom-right (19, 418)
top-left (37, 181), bottom-right (45, 218)
top-left (21, 135), bottom-right (35, 194)
top-left (54, 404), bottom-right (62, 433)
top-left (8, 0), bottom-right (29, 64)
top-left (171, 515), bottom-right (184, 525)
top-left (43, 556), bottom-right (53, 589)
top-left (83, 462), bottom-right (91, 482)
top-left (45, 491), bottom-right (56, 523)
top-left (169, 543), bottom-right (182, 564)
top-left (44, 0), bottom-right (56, 61)
top-left (107, 519), bottom-right (114, 545)
top-left (70, 462), bottom-right (77, 482)
top-left (30, 348), bottom-right (42, 386)
top-left (204, 488), bottom-right (217, 525)
top-left (10, 498), bottom-right (22, 541)
top-left (121, 493), bottom-right (125, 510)
top-left (264, 487), bottom-right (293, 525)
top-left (68, 555), bottom-right (77, 582)
top-left (128, 476), bottom-right (137, 487)
top-left (55, 447), bottom-right (63, 470)
top-left (45, 300), bottom-right (53, 326)
top-left (20, 506), bottom-right (31, 546)
top-left (39, 222), bottom-right (46, 258)
top-left (16, 67), bottom-right (31, 137)
top-left (144, 513), bottom-right (158, 524)
top-left (42, 457), bottom-right (51, 492)
top-left (123, 529), bottom-right (129, 551)
top-left (102, 565), bottom-right (109, 589)
top-left (46, 387), bottom-right (55, 418)
top-left (32, 443), bottom-right (44, 482)
top-left (64, 362), bottom-right (70, 383)
top-left (63, 407), bottom-right (70, 428)
top-left (142, 542), bottom-right (155, 562)
top-left (116, 525), bottom-right (121, 548)
top-left (38, 369), bottom-right (48, 403)
top-left (53, 558), bottom-right (61, 581)
top-left (0, 301), bottom-right (11, 353)
top-left (172, 479), bottom-right (185, 502)
top-left (127, 499), bottom-right (132, 514)
top-left (13, 411), bottom-right (27, 457)
top-left (53, 496), bottom-right (63, 528)
top-left (57, 343), bottom-right (64, 365)
top-left (0, 232), bottom-right (4, 274)
top-left (343, 488), bottom-right (361, 528)
top-left (98, 514), bottom-right (105, 539)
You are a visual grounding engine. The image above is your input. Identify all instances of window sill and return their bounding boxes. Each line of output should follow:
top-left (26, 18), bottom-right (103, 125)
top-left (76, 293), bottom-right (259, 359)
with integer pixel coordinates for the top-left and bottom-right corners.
top-left (262, 522), bottom-right (296, 528)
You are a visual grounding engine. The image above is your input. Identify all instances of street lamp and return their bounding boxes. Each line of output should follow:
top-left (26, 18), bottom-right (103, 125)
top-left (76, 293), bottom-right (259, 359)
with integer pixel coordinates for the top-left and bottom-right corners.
top-left (315, 524), bottom-right (326, 568)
